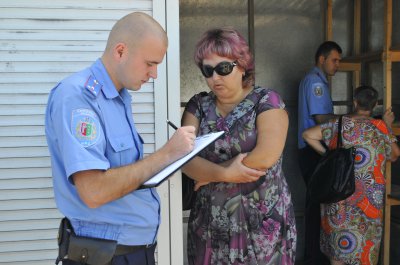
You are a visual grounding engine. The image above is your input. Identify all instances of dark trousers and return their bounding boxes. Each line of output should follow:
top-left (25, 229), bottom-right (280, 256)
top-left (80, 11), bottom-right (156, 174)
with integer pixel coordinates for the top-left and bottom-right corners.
top-left (298, 146), bottom-right (330, 265)
top-left (61, 243), bottom-right (156, 265)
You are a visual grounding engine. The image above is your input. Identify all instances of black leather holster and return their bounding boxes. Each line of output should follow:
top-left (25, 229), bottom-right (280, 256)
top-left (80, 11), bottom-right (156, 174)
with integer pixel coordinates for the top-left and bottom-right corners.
top-left (56, 217), bottom-right (117, 265)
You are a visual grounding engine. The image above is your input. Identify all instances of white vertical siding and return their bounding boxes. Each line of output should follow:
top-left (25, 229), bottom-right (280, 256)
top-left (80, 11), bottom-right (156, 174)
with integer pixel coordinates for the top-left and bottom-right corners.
top-left (162, 0), bottom-right (185, 264)
top-left (0, 1), bottom-right (156, 264)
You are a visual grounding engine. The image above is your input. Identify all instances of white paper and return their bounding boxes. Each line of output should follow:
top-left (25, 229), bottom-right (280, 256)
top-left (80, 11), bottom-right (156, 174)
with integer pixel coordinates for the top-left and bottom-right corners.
top-left (142, 131), bottom-right (225, 188)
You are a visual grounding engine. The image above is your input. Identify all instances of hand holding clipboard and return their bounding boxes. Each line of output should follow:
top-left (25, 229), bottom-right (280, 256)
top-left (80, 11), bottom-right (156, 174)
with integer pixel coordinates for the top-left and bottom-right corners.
top-left (140, 120), bottom-right (224, 188)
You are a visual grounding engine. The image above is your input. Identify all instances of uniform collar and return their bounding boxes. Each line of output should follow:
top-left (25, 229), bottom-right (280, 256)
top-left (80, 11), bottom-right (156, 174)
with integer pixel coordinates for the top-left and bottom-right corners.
top-left (312, 66), bottom-right (328, 84)
top-left (90, 58), bottom-right (120, 99)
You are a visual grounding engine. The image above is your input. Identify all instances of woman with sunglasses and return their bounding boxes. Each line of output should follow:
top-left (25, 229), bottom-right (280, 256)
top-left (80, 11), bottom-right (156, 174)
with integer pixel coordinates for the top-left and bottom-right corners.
top-left (181, 27), bottom-right (297, 265)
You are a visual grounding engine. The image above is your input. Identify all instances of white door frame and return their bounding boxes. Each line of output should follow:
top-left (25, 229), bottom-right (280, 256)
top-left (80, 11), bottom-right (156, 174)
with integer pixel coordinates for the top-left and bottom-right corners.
top-left (153, 0), bottom-right (184, 264)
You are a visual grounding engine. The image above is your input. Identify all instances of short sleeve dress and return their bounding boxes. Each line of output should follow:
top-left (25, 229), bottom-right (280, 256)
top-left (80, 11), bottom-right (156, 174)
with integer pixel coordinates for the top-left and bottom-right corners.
top-left (184, 87), bottom-right (297, 265)
top-left (320, 116), bottom-right (394, 265)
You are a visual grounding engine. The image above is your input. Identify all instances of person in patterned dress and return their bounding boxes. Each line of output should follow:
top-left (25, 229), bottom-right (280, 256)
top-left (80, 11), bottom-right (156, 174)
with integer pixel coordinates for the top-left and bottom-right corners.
top-left (302, 85), bottom-right (400, 265)
top-left (181, 27), bottom-right (297, 265)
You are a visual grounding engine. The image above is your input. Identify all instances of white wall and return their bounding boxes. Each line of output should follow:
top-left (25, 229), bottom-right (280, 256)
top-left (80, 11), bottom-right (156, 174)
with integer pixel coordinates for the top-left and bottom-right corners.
top-left (0, 0), bottom-right (182, 264)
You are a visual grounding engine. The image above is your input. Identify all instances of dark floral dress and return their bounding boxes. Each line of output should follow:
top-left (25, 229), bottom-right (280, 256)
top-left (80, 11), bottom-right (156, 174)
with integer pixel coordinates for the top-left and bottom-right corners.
top-left (320, 117), bottom-right (394, 265)
top-left (184, 87), bottom-right (297, 265)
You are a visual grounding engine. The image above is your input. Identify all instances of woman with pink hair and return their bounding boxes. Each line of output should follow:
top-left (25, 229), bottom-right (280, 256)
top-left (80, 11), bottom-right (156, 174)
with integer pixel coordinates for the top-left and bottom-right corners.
top-left (182, 27), bottom-right (297, 265)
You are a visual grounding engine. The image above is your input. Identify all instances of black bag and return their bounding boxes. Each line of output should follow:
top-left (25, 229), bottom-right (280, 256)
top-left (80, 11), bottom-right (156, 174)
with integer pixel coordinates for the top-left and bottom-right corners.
top-left (182, 173), bottom-right (197, 210)
top-left (56, 217), bottom-right (117, 265)
top-left (308, 116), bottom-right (356, 203)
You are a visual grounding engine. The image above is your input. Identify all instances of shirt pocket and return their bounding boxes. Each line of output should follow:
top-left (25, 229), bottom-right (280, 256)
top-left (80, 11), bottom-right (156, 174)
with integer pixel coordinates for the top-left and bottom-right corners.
top-left (108, 134), bottom-right (137, 166)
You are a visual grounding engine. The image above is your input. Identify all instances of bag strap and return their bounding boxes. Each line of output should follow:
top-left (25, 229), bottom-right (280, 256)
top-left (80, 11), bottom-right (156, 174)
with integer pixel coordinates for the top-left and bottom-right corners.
top-left (337, 115), bottom-right (343, 148)
top-left (196, 92), bottom-right (207, 127)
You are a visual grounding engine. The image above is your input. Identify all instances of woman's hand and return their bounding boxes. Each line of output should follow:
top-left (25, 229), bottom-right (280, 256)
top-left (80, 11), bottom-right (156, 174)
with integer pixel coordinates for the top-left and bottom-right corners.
top-left (383, 107), bottom-right (395, 127)
top-left (194, 181), bottom-right (210, 191)
top-left (222, 153), bottom-right (266, 183)
top-left (192, 154), bottom-right (265, 190)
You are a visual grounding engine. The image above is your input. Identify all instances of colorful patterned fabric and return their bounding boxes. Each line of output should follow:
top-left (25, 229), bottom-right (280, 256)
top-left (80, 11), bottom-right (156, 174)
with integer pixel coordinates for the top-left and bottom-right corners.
top-left (184, 87), bottom-right (297, 265)
top-left (320, 116), bottom-right (393, 265)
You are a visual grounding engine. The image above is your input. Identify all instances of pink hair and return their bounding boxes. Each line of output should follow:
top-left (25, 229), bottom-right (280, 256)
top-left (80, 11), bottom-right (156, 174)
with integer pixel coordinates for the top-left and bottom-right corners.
top-left (194, 27), bottom-right (255, 88)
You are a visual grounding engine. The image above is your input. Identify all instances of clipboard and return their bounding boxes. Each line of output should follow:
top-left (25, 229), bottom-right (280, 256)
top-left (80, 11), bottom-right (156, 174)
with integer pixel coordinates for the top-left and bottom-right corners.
top-left (140, 131), bottom-right (225, 188)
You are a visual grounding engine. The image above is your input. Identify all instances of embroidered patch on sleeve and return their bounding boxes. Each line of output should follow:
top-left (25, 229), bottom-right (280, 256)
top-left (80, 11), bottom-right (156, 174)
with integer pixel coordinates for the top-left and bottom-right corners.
top-left (312, 83), bottom-right (324, 97)
top-left (71, 109), bottom-right (101, 147)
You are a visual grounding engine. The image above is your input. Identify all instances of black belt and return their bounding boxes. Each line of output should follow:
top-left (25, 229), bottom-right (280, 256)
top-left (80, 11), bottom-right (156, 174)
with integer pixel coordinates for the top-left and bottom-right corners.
top-left (114, 243), bottom-right (156, 256)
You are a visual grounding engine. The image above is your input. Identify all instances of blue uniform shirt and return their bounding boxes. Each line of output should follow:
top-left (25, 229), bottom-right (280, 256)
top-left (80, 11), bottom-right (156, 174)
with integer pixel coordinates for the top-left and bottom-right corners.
top-left (298, 66), bottom-right (333, 149)
top-left (45, 59), bottom-right (161, 245)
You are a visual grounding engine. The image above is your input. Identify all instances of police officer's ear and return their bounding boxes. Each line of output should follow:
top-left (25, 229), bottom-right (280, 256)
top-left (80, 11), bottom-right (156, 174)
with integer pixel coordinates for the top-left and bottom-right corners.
top-left (318, 55), bottom-right (326, 66)
top-left (114, 43), bottom-right (126, 59)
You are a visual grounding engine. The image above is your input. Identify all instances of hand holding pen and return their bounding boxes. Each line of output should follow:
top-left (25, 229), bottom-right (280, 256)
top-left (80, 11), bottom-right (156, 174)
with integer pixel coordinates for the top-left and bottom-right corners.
top-left (165, 120), bottom-right (196, 158)
top-left (166, 119), bottom-right (178, 130)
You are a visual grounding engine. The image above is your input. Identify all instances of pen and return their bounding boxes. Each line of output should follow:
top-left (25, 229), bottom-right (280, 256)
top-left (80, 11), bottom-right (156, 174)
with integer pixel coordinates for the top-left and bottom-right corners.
top-left (166, 119), bottom-right (178, 130)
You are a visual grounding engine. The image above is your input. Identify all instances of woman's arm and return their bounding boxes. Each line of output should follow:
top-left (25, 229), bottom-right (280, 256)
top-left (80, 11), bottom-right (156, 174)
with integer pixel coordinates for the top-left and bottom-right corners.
top-left (242, 109), bottom-right (288, 170)
top-left (181, 111), bottom-right (265, 184)
top-left (302, 125), bottom-right (327, 155)
top-left (390, 142), bottom-right (400, 162)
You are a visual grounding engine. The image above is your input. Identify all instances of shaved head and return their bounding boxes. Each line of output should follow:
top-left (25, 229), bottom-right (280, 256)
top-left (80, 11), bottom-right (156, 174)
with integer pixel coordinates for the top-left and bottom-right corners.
top-left (105, 12), bottom-right (168, 53)
top-left (101, 12), bottom-right (168, 91)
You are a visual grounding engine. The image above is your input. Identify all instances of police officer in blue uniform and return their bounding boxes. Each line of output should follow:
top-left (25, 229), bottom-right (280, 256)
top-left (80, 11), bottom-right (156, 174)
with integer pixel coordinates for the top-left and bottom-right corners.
top-left (45, 12), bottom-right (196, 265)
top-left (298, 41), bottom-right (342, 265)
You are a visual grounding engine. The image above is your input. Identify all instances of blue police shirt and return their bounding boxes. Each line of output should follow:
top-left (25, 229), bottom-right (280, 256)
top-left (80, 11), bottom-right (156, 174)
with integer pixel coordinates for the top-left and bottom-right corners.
top-left (298, 66), bottom-right (333, 149)
top-left (45, 58), bottom-right (161, 245)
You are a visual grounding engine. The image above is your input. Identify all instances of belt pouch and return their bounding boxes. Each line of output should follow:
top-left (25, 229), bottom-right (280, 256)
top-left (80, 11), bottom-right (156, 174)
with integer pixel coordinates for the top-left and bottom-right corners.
top-left (56, 218), bottom-right (117, 265)
top-left (68, 233), bottom-right (117, 265)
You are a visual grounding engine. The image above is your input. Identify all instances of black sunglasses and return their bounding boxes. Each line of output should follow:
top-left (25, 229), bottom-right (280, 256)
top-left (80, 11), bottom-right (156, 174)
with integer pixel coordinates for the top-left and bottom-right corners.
top-left (200, 61), bottom-right (237, 78)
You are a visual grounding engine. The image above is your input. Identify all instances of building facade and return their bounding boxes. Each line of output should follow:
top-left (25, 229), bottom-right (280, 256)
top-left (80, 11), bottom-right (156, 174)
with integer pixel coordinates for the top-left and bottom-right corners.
top-left (0, 1), bottom-right (183, 264)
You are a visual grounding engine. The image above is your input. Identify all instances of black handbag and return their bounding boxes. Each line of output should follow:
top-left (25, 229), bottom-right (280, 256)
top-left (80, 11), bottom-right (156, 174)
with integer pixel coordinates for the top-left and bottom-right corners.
top-left (308, 116), bottom-right (356, 203)
top-left (182, 173), bottom-right (197, 210)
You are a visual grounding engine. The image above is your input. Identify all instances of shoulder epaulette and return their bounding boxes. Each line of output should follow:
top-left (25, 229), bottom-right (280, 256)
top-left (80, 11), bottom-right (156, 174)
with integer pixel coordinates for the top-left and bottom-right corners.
top-left (84, 75), bottom-right (102, 96)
